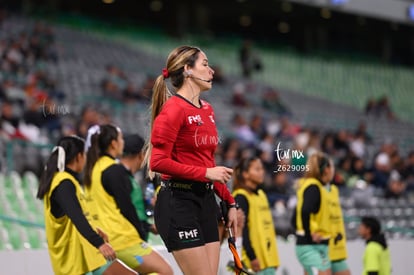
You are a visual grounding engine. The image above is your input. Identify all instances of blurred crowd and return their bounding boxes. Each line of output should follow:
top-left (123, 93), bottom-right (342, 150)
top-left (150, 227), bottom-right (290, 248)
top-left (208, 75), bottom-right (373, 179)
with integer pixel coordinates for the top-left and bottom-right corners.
top-left (0, 21), bottom-right (61, 143)
top-left (216, 112), bottom-right (414, 208)
top-left (0, 19), bottom-right (156, 173)
top-left (101, 64), bottom-right (154, 104)
top-left (1, 18), bottom-right (413, 212)
top-left (365, 96), bottom-right (396, 120)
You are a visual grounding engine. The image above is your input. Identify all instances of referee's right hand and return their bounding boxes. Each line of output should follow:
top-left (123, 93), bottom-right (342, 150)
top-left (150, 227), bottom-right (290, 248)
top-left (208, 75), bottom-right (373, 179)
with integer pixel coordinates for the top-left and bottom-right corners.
top-left (206, 166), bottom-right (233, 183)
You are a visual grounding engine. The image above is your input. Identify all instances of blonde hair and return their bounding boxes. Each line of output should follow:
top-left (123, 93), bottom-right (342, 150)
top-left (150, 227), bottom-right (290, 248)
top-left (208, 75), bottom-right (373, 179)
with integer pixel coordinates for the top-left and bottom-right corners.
top-left (143, 46), bottom-right (201, 177)
top-left (304, 151), bottom-right (332, 182)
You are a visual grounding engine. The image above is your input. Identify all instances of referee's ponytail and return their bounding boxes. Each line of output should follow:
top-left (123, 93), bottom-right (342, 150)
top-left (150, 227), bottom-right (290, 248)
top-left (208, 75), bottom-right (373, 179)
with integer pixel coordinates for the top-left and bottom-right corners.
top-left (144, 45), bottom-right (201, 178)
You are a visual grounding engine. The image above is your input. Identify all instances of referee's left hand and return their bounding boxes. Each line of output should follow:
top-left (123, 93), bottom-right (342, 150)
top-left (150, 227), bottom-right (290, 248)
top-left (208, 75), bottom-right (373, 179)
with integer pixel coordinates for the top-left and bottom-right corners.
top-left (227, 207), bottom-right (238, 237)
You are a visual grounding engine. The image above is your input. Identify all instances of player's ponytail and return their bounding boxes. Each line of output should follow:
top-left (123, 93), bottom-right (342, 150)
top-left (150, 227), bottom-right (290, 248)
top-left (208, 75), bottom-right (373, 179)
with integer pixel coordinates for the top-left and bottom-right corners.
top-left (84, 124), bottom-right (119, 187)
top-left (37, 136), bottom-right (85, 199)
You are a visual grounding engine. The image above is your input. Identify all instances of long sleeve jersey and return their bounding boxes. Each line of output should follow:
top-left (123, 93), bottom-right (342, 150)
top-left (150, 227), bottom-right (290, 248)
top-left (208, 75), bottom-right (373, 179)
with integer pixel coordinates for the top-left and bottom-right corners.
top-left (150, 94), bottom-right (234, 204)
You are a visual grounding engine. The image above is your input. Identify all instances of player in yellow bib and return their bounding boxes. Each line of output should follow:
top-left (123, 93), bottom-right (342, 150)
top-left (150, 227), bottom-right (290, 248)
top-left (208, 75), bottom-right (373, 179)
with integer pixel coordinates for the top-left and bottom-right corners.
top-left (83, 124), bottom-right (172, 274)
top-left (293, 152), bottom-right (333, 275)
top-left (232, 156), bottom-right (280, 275)
top-left (327, 183), bottom-right (351, 275)
top-left (37, 136), bottom-right (116, 275)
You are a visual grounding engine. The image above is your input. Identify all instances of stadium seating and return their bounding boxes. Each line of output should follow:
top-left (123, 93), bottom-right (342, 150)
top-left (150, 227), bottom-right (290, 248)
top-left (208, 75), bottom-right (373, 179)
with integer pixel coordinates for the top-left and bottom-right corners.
top-left (1, 14), bottom-right (414, 253)
top-left (0, 171), bottom-right (47, 250)
top-left (6, 14), bottom-right (405, 155)
top-left (53, 15), bottom-right (414, 153)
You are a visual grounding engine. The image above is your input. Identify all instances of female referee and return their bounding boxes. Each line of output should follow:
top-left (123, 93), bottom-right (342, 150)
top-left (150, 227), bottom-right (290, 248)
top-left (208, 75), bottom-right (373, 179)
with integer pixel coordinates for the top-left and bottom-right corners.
top-left (37, 135), bottom-right (116, 275)
top-left (145, 45), bottom-right (238, 275)
top-left (83, 124), bottom-right (172, 275)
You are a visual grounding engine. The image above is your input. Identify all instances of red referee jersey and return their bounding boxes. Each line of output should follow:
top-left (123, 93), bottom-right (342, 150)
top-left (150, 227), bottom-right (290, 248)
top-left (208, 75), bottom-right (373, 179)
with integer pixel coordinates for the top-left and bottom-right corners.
top-left (150, 95), bottom-right (234, 204)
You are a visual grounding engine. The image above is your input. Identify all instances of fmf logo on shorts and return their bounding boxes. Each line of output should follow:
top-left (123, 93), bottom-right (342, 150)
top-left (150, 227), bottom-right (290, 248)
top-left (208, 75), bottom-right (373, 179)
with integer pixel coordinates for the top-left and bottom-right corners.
top-left (178, 229), bottom-right (199, 240)
top-left (187, 115), bottom-right (202, 124)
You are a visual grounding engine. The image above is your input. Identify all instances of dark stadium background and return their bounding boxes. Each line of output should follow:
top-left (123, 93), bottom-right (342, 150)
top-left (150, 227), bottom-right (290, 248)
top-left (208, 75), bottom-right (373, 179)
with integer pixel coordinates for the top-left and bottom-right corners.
top-left (3, 0), bottom-right (414, 66)
top-left (0, 0), bottom-right (414, 274)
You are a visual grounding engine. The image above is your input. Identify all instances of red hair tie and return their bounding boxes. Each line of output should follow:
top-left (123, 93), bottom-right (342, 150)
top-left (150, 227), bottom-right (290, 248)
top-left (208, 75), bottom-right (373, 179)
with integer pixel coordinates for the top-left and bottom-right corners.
top-left (162, 68), bottom-right (169, 79)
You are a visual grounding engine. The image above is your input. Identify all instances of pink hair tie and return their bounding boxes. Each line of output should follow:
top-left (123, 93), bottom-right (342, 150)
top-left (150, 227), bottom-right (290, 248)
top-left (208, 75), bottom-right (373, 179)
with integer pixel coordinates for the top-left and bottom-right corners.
top-left (162, 68), bottom-right (169, 79)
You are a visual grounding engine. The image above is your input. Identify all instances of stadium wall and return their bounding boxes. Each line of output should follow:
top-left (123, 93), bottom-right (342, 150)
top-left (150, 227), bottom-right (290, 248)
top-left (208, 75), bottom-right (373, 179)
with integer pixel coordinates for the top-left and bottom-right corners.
top-left (0, 239), bottom-right (412, 274)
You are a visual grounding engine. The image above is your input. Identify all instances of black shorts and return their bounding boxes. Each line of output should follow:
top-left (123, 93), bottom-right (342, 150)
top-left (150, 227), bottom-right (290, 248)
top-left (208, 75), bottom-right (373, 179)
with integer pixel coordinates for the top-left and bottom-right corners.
top-left (154, 182), bottom-right (219, 252)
